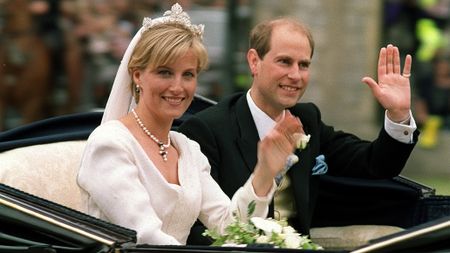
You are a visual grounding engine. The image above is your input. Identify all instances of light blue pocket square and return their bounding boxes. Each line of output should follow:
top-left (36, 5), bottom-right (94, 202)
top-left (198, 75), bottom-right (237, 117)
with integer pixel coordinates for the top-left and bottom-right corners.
top-left (312, 154), bottom-right (328, 175)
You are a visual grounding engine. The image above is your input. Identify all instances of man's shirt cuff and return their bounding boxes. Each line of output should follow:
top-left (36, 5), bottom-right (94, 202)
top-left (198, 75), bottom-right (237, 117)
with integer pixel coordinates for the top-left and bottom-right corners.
top-left (384, 110), bottom-right (417, 144)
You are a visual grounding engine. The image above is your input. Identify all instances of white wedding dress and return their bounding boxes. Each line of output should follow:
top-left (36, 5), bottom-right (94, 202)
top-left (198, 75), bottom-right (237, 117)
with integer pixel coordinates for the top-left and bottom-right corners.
top-left (78, 120), bottom-right (273, 245)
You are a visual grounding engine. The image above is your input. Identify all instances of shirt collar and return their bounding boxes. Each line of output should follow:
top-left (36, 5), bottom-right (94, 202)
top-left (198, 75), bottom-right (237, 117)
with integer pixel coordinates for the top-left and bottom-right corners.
top-left (246, 90), bottom-right (284, 140)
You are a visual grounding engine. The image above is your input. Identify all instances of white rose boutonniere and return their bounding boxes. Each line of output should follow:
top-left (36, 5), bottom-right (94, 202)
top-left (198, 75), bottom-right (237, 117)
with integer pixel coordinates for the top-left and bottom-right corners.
top-left (203, 201), bottom-right (323, 250)
top-left (275, 133), bottom-right (311, 184)
top-left (295, 133), bottom-right (311, 150)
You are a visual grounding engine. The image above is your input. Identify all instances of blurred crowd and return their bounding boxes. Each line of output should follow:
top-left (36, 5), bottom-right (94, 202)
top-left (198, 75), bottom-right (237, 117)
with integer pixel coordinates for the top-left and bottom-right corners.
top-left (0, 0), bottom-right (227, 131)
top-left (384, 0), bottom-right (450, 149)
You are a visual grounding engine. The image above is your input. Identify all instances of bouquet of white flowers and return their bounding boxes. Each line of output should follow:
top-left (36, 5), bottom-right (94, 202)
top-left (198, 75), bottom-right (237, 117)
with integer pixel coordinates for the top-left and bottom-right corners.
top-left (203, 201), bottom-right (323, 250)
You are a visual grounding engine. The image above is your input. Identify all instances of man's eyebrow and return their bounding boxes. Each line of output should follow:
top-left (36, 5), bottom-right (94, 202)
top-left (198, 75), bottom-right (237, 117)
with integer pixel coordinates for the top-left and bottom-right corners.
top-left (299, 59), bottom-right (311, 64)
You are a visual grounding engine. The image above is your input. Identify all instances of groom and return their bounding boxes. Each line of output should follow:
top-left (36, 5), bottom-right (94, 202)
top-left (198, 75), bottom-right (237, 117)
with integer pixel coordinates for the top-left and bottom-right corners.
top-left (179, 17), bottom-right (419, 242)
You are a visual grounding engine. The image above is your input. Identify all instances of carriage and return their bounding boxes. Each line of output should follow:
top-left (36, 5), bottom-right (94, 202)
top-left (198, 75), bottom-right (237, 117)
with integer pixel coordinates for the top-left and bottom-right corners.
top-left (0, 95), bottom-right (449, 253)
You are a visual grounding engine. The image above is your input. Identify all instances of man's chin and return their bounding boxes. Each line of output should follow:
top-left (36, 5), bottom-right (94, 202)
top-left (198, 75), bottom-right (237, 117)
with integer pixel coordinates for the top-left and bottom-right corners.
top-left (280, 99), bottom-right (300, 109)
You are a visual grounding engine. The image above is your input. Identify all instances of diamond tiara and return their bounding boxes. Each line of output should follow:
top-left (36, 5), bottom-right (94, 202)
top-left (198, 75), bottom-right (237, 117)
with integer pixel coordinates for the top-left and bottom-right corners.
top-left (142, 3), bottom-right (204, 39)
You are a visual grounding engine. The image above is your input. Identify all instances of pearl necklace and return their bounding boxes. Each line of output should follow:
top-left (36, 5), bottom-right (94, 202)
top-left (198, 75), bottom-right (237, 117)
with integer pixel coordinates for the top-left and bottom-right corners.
top-left (132, 109), bottom-right (170, 162)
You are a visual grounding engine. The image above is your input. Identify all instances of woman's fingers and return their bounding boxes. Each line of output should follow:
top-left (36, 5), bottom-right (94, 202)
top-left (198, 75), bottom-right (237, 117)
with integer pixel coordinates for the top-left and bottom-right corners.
top-left (273, 110), bottom-right (303, 147)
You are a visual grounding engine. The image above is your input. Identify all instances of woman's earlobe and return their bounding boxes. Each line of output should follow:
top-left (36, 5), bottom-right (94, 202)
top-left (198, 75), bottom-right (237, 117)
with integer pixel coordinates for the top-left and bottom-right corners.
top-left (132, 70), bottom-right (140, 83)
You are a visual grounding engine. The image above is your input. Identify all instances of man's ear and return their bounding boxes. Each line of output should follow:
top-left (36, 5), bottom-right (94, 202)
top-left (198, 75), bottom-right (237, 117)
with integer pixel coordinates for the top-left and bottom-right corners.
top-left (247, 49), bottom-right (260, 76)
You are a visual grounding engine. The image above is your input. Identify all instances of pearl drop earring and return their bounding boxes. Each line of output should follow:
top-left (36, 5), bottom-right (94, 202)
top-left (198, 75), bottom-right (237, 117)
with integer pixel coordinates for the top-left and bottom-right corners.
top-left (135, 84), bottom-right (141, 94)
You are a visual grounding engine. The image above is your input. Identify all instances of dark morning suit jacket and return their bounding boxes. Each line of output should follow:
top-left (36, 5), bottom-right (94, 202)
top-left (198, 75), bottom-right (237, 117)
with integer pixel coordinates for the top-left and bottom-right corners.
top-left (178, 92), bottom-right (418, 237)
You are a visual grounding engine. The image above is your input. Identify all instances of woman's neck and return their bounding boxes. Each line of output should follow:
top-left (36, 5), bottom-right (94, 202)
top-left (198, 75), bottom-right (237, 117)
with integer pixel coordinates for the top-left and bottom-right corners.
top-left (130, 108), bottom-right (172, 141)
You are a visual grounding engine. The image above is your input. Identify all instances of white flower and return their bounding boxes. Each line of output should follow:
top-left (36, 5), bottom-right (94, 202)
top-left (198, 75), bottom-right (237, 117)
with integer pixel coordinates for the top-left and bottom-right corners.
top-left (255, 235), bottom-right (270, 244)
top-left (251, 217), bottom-right (282, 235)
top-left (282, 225), bottom-right (297, 234)
top-left (295, 133), bottom-right (311, 150)
top-left (203, 201), bottom-right (323, 250)
top-left (284, 233), bottom-right (302, 249)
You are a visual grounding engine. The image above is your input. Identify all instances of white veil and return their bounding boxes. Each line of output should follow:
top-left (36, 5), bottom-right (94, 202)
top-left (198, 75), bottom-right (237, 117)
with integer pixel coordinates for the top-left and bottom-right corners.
top-left (100, 3), bottom-right (204, 124)
top-left (100, 26), bottom-right (143, 123)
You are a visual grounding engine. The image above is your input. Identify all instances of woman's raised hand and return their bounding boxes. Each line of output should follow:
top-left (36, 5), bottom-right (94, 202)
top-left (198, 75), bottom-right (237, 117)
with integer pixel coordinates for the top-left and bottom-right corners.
top-left (252, 110), bottom-right (302, 196)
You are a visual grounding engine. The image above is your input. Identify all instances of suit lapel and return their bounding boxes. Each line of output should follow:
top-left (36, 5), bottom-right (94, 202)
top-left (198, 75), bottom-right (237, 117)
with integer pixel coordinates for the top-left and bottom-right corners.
top-left (234, 96), bottom-right (259, 174)
top-left (287, 107), bottom-right (313, 231)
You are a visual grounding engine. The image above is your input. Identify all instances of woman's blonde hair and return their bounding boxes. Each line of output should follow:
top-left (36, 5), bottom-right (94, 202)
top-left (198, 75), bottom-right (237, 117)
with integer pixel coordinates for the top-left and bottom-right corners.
top-left (128, 23), bottom-right (208, 102)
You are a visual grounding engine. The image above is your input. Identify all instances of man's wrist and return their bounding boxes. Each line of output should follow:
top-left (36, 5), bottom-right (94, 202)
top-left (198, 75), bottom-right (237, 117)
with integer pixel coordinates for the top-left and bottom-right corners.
top-left (398, 115), bottom-right (411, 125)
top-left (387, 110), bottom-right (411, 124)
